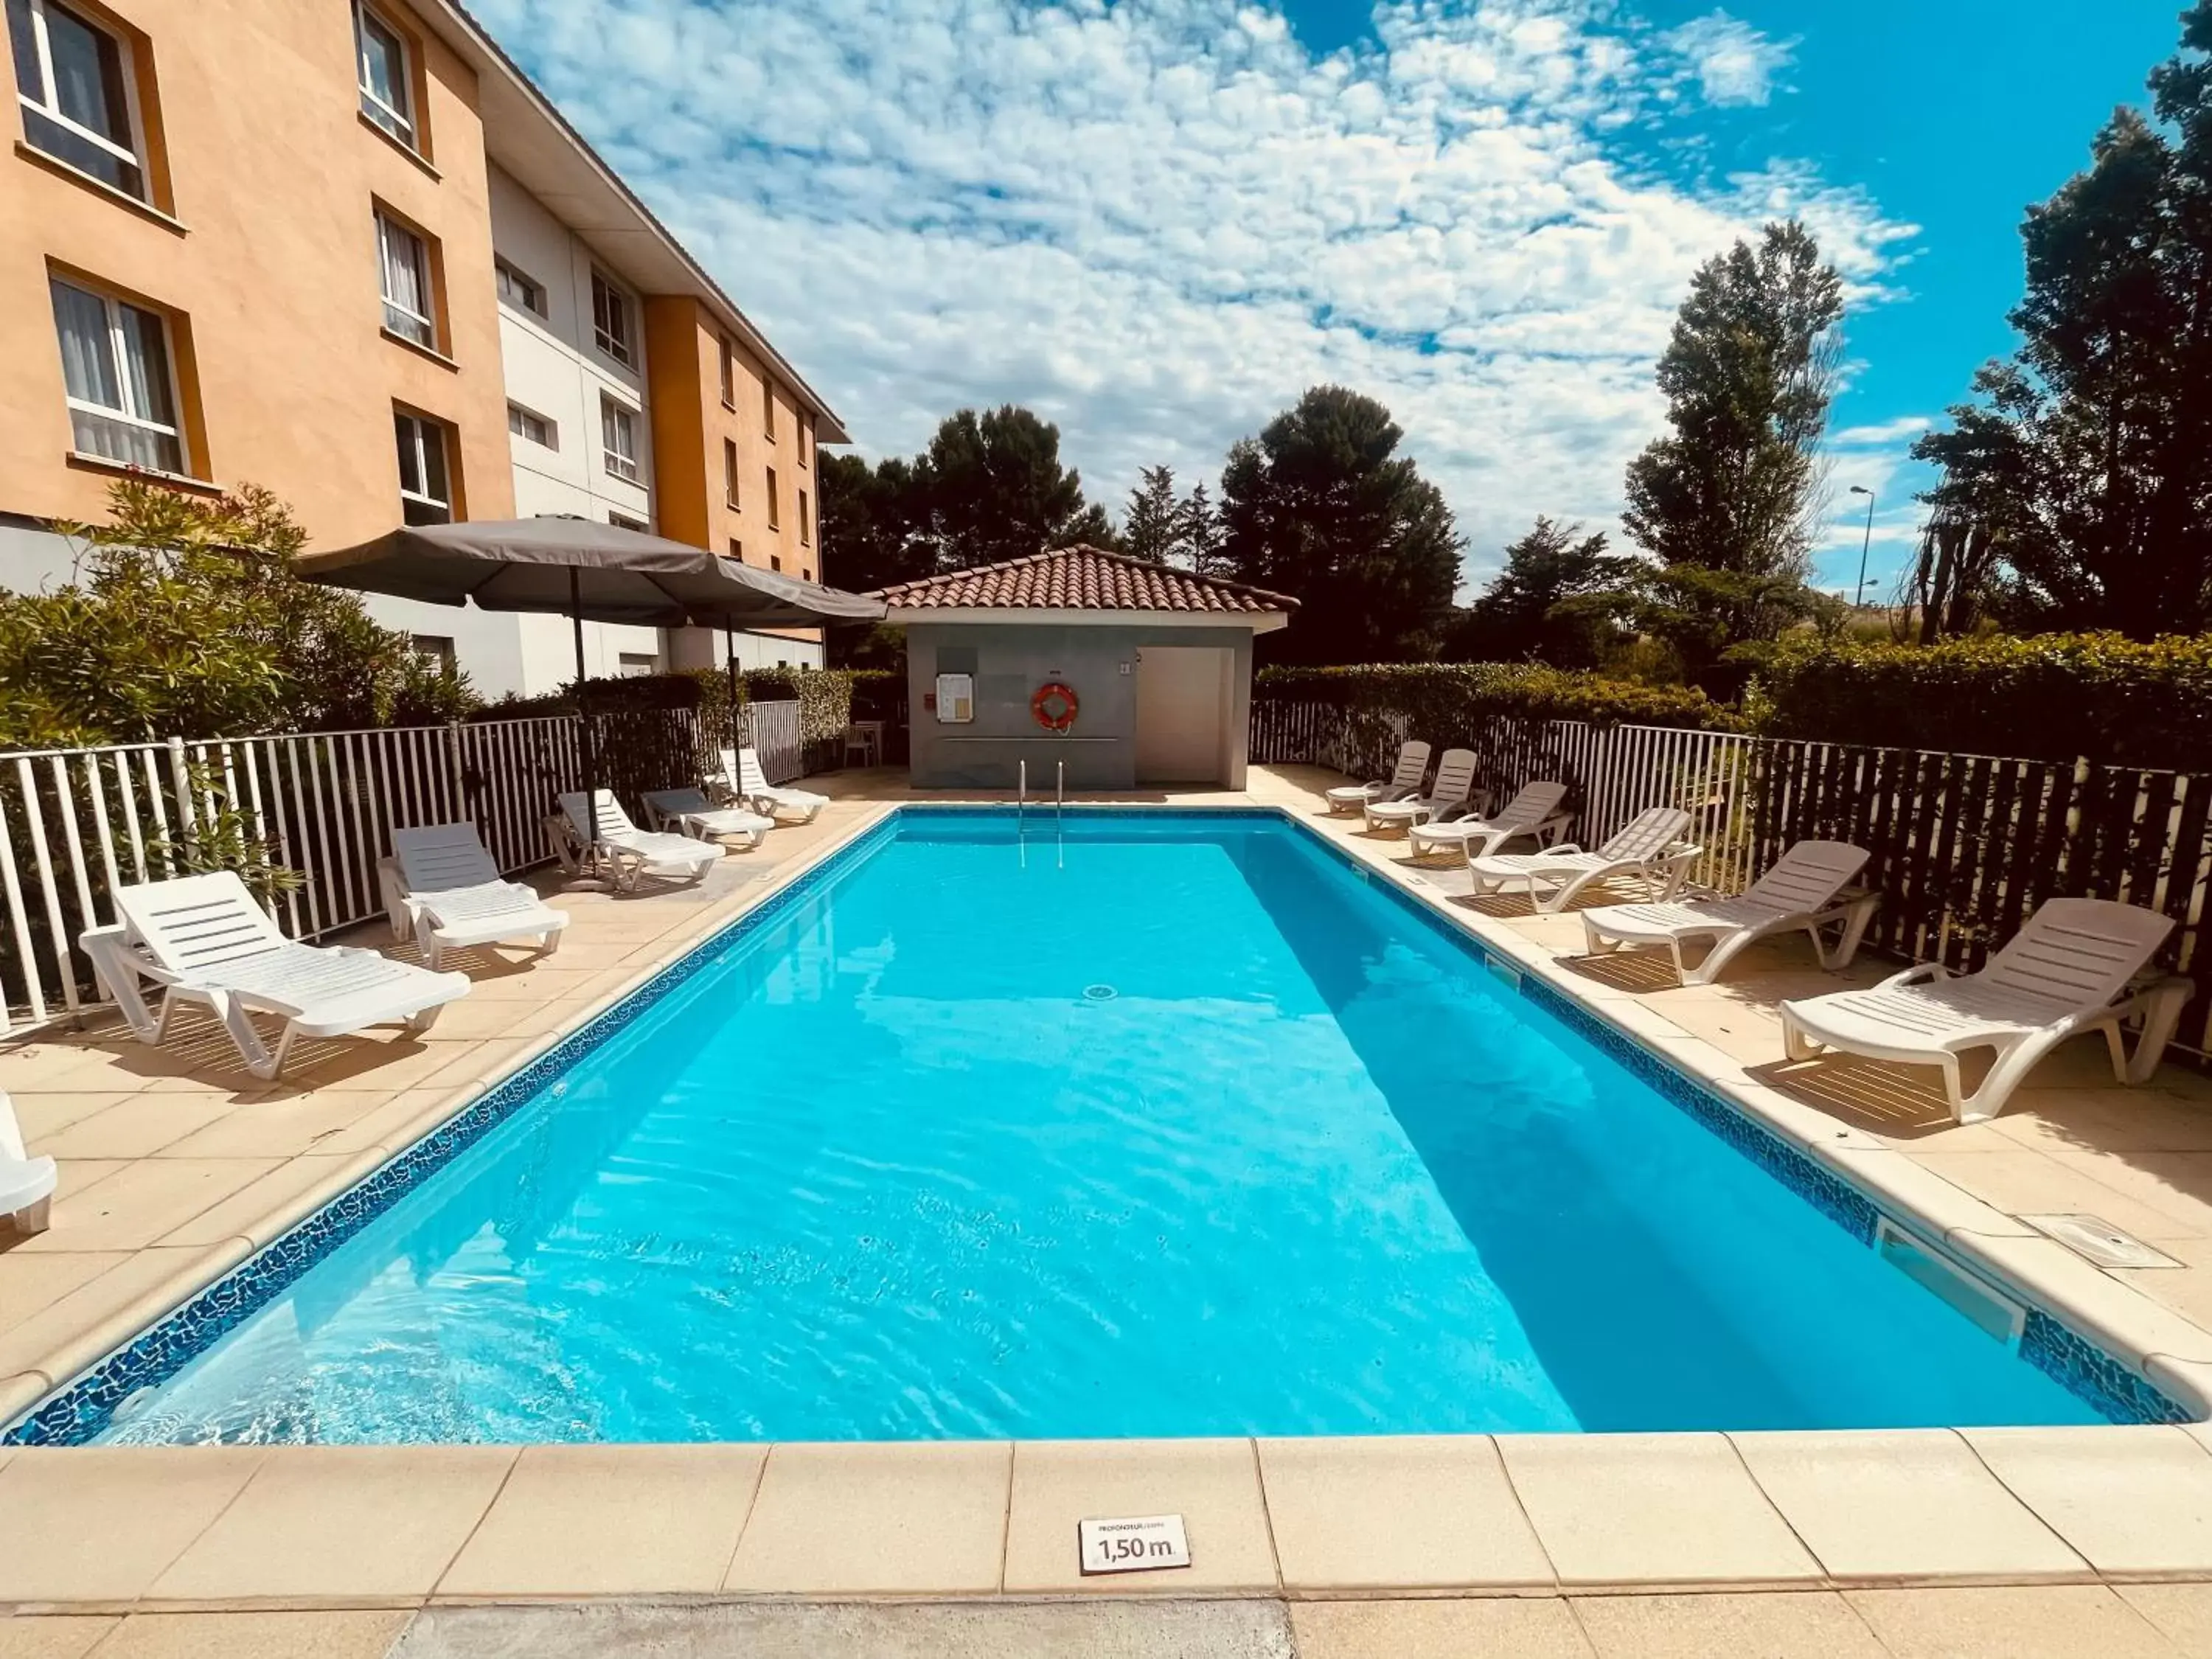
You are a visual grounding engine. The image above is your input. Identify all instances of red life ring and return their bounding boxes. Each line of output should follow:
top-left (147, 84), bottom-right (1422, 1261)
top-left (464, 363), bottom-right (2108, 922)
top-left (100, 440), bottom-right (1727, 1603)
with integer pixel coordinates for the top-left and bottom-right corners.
top-left (1032, 681), bottom-right (1079, 733)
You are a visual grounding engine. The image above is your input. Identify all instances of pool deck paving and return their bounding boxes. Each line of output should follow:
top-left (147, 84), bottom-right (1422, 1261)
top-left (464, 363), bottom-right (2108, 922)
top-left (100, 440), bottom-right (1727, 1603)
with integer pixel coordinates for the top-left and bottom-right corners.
top-left (3, 765), bottom-right (2212, 1647)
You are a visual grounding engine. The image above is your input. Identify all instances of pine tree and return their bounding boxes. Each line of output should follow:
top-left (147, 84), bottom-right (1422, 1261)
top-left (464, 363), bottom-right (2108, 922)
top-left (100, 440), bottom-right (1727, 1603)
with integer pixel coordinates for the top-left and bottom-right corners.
top-left (1121, 466), bottom-right (1180, 563)
top-left (1178, 481), bottom-right (1225, 577)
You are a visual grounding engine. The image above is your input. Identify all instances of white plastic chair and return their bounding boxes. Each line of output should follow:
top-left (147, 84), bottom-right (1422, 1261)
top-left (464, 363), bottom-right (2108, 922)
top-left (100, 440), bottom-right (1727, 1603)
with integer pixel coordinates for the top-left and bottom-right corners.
top-left (717, 748), bottom-right (828, 824)
top-left (553, 790), bottom-right (720, 890)
top-left (1325, 742), bottom-right (1430, 815)
top-left (1470, 806), bottom-right (1697, 914)
top-left (644, 787), bottom-right (773, 849)
top-left (1407, 781), bottom-right (1572, 863)
top-left (79, 872), bottom-right (470, 1080)
top-left (1365, 748), bottom-right (1481, 832)
top-left (1, 1091), bottom-right (57, 1236)
top-left (379, 821), bottom-right (568, 970)
top-left (1579, 840), bottom-right (1875, 987)
top-left (1781, 897), bottom-right (2187, 1123)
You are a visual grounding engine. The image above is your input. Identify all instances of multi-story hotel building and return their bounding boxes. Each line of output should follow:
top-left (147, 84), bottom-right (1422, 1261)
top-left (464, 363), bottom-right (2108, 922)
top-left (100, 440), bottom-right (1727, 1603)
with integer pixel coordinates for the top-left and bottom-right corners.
top-left (0, 0), bottom-right (844, 697)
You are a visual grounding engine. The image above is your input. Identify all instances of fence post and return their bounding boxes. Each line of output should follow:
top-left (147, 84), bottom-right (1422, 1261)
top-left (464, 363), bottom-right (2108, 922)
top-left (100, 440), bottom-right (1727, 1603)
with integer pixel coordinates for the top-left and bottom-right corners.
top-left (165, 734), bottom-right (198, 850)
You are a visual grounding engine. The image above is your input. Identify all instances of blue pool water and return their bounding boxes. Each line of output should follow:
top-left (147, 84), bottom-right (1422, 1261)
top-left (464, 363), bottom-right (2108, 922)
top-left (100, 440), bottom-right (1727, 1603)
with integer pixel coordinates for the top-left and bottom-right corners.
top-left (100, 810), bottom-right (2111, 1443)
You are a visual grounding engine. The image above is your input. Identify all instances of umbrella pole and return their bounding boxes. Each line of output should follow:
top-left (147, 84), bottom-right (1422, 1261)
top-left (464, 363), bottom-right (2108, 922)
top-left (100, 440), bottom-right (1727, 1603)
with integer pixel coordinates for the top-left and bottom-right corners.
top-left (726, 621), bottom-right (742, 773)
top-left (571, 568), bottom-right (599, 866)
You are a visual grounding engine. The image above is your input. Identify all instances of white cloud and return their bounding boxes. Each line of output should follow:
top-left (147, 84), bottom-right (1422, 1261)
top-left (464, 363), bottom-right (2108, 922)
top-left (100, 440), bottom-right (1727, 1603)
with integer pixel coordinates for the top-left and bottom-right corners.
top-left (1664, 10), bottom-right (1795, 108)
top-left (473, 0), bottom-right (1912, 592)
top-left (1833, 414), bottom-right (1933, 448)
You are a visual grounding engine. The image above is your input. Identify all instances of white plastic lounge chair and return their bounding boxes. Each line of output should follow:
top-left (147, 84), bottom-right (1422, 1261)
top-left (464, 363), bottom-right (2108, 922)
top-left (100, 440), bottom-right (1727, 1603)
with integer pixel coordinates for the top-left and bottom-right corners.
top-left (718, 748), bottom-right (829, 824)
top-left (0, 1091), bottom-right (57, 1237)
top-left (79, 872), bottom-right (470, 1080)
top-left (1579, 839), bottom-right (1874, 987)
top-left (1470, 806), bottom-right (1697, 914)
top-left (1324, 741), bottom-right (1430, 815)
top-left (644, 787), bottom-right (773, 850)
top-left (1407, 781), bottom-right (1572, 863)
top-left (1365, 748), bottom-right (1481, 832)
top-left (1781, 898), bottom-right (2187, 1124)
top-left (554, 790), bottom-right (720, 890)
top-left (378, 821), bottom-right (568, 971)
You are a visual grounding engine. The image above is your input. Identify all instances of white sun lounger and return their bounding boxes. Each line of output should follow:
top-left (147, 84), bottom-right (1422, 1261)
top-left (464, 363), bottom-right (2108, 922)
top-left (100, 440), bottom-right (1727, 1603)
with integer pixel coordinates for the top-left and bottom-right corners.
top-left (79, 872), bottom-right (470, 1080)
top-left (1, 1091), bottom-right (57, 1236)
top-left (1365, 748), bottom-right (1481, 832)
top-left (554, 790), bottom-right (721, 890)
top-left (1325, 741), bottom-right (1430, 815)
top-left (718, 748), bottom-right (828, 824)
top-left (1781, 898), bottom-right (2188, 1124)
top-left (378, 822), bottom-right (568, 970)
top-left (1407, 780), bottom-right (1572, 863)
top-left (644, 787), bottom-right (773, 850)
top-left (1470, 806), bottom-right (1697, 914)
top-left (1579, 839), bottom-right (1874, 987)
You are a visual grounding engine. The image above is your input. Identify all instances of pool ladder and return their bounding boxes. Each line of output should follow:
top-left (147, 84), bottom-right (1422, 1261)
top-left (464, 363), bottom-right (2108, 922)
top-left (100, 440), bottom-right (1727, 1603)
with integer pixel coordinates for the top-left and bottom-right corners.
top-left (1014, 762), bottom-right (1065, 866)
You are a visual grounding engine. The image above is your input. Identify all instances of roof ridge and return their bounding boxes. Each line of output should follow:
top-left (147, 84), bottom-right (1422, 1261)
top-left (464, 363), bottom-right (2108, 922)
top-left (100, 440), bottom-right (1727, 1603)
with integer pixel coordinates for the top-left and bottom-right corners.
top-left (865, 544), bottom-right (1298, 612)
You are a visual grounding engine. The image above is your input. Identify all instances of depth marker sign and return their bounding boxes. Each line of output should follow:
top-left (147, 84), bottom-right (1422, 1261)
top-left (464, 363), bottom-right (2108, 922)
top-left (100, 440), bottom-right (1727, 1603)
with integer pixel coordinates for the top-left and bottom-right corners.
top-left (1078, 1513), bottom-right (1192, 1575)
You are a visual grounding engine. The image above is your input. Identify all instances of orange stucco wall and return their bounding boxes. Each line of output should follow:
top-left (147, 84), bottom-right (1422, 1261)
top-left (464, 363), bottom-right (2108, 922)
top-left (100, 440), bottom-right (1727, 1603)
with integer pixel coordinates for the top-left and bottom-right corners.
top-left (0, 0), bottom-right (513, 548)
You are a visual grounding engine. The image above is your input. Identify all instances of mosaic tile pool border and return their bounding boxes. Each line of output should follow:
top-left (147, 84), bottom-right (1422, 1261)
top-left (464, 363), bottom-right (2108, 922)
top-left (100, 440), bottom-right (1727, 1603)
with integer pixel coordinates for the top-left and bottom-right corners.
top-left (2, 802), bottom-right (2188, 1442)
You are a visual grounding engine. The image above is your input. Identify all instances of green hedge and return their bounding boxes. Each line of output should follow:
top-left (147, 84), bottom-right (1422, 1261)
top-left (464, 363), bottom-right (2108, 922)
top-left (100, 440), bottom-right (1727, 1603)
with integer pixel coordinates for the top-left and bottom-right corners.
top-left (475, 667), bottom-right (907, 749)
top-left (1745, 633), bottom-right (2212, 768)
top-left (1253, 664), bottom-right (1738, 732)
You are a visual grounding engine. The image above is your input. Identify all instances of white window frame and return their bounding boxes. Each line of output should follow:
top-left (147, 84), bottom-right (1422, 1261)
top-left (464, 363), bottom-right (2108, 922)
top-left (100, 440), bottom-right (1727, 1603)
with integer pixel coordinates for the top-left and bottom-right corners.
top-left (590, 268), bottom-right (633, 366)
top-left (394, 410), bottom-right (451, 524)
top-left (11, 0), bottom-right (147, 195)
top-left (375, 209), bottom-right (435, 347)
top-left (50, 275), bottom-right (187, 473)
top-left (600, 394), bottom-right (640, 484)
top-left (507, 400), bottom-right (555, 449)
top-left (352, 0), bottom-right (415, 149)
top-left (609, 512), bottom-right (649, 534)
top-left (494, 255), bottom-right (546, 319)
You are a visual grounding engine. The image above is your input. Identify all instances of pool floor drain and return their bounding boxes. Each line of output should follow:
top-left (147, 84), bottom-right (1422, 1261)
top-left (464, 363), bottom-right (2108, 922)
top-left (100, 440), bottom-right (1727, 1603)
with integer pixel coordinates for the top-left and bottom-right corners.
top-left (1082, 984), bottom-right (1119, 1002)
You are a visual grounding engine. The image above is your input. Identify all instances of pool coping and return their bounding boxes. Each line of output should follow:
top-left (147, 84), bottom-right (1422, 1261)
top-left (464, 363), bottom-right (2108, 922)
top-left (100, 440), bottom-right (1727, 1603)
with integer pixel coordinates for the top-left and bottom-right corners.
top-left (10, 785), bottom-right (2212, 1610)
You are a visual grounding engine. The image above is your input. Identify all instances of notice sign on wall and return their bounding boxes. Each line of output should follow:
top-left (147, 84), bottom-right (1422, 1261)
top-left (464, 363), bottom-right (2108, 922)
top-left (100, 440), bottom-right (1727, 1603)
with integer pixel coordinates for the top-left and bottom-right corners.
top-left (1077, 1513), bottom-right (1192, 1575)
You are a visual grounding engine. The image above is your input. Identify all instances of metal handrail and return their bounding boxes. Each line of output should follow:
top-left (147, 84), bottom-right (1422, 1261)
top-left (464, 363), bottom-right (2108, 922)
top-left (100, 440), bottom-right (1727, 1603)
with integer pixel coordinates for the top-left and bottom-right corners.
top-left (1056, 760), bottom-right (1064, 830)
top-left (1018, 759), bottom-right (1026, 832)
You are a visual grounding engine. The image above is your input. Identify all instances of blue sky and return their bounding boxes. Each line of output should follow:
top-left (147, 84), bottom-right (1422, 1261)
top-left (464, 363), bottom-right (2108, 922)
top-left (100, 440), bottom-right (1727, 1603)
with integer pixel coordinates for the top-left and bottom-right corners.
top-left (484, 0), bottom-right (2190, 601)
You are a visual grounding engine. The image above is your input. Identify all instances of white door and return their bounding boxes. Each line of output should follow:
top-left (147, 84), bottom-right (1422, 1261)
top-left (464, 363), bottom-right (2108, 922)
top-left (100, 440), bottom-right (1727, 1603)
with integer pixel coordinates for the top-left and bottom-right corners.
top-left (1134, 646), bottom-right (1230, 785)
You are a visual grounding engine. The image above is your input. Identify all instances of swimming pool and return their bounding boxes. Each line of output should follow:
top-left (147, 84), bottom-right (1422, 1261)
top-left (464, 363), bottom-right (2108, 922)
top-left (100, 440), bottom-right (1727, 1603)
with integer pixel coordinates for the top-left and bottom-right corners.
top-left (26, 808), bottom-right (2184, 1444)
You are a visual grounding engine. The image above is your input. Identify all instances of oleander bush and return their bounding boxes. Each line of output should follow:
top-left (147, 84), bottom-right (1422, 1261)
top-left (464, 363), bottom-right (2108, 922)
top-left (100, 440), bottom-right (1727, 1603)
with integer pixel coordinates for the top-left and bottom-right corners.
top-left (1253, 663), bottom-right (1739, 733)
top-left (1742, 632), bottom-right (2212, 769)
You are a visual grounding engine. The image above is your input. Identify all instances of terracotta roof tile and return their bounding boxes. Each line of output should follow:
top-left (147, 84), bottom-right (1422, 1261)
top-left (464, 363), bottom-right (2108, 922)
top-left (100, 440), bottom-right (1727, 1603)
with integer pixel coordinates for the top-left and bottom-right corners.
top-left (868, 545), bottom-right (1296, 615)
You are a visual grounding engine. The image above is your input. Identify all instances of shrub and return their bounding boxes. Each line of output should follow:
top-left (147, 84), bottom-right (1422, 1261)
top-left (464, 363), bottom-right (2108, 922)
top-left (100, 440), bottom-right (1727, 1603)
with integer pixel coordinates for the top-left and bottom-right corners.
top-left (1744, 632), bottom-right (2212, 768)
top-left (1253, 663), bottom-right (1739, 733)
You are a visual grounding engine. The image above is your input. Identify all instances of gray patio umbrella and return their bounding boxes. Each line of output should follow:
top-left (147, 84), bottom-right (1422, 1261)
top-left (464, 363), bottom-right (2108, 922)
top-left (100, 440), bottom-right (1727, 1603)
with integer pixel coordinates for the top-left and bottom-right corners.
top-left (298, 518), bottom-right (884, 854)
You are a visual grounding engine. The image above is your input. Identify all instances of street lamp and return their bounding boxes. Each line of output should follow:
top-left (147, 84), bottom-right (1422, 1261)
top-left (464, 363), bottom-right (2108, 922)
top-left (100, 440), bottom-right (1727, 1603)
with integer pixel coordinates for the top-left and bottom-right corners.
top-left (1848, 485), bottom-right (1876, 608)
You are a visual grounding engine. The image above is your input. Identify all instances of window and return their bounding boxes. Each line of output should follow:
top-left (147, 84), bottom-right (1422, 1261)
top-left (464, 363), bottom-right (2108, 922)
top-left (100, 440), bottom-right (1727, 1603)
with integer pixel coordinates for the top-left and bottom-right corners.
top-left (770, 554), bottom-right (782, 572)
top-left (717, 333), bottom-right (735, 407)
top-left (608, 512), bottom-right (649, 533)
top-left (49, 276), bottom-right (183, 473)
top-left (723, 438), bottom-right (740, 508)
top-left (761, 375), bottom-right (775, 439)
top-left (799, 488), bottom-right (810, 546)
top-left (494, 257), bottom-right (546, 319)
top-left (375, 210), bottom-right (434, 347)
top-left (9, 0), bottom-right (145, 198)
top-left (590, 269), bottom-right (633, 366)
top-left (799, 417), bottom-right (810, 468)
top-left (507, 401), bottom-right (554, 448)
top-left (393, 410), bottom-right (451, 524)
top-left (765, 465), bottom-right (779, 529)
top-left (411, 635), bottom-right (456, 670)
top-left (600, 396), bottom-right (639, 483)
top-left (617, 651), bottom-right (658, 676)
top-left (352, 1), bottom-right (414, 149)
top-left (727, 537), bottom-right (742, 560)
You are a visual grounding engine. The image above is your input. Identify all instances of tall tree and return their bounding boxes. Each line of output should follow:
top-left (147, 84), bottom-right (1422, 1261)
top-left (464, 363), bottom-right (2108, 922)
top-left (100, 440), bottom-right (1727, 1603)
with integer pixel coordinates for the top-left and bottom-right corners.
top-left (1121, 465), bottom-right (1180, 563)
top-left (818, 451), bottom-right (930, 594)
top-left (1219, 386), bottom-right (1462, 663)
top-left (1178, 481), bottom-right (1225, 577)
top-left (1910, 7), bottom-right (2212, 637)
top-left (1607, 220), bottom-right (1848, 681)
top-left (1443, 518), bottom-right (1632, 668)
top-left (916, 406), bottom-right (1111, 569)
